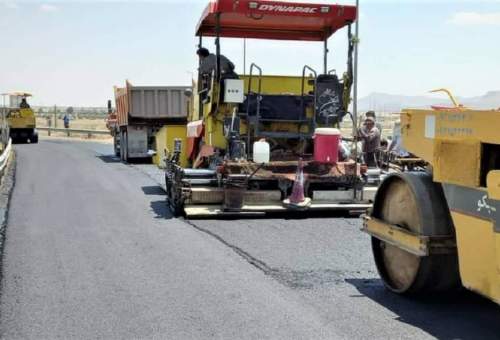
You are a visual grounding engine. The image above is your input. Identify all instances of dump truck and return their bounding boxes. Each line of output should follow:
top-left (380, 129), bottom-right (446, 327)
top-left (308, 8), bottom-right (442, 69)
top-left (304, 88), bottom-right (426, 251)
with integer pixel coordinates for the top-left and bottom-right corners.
top-left (1, 92), bottom-right (38, 143)
top-left (164, 0), bottom-right (377, 218)
top-left (111, 81), bottom-right (192, 162)
top-left (363, 94), bottom-right (500, 304)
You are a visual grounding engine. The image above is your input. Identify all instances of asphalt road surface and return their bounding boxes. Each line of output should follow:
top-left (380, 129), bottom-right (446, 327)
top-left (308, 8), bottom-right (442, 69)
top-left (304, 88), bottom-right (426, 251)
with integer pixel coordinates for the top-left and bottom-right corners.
top-left (1, 138), bottom-right (499, 339)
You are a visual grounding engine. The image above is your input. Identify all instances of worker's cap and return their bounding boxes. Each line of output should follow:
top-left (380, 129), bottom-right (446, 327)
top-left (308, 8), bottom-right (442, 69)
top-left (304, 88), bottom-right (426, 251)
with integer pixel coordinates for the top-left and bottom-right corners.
top-left (196, 47), bottom-right (210, 57)
top-left (365, 117), bottom-right (375, 123)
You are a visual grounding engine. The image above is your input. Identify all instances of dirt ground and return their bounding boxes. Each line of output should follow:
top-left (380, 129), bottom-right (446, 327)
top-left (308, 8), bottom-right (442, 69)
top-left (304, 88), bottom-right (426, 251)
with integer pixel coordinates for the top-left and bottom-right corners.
top-left (36, 118), bottom-right (112, 141)
top-left (39, 135), bottom-right (113, 144)
top-left (34, 115), bottom-right (398, 141)
top-left (36, 117), bottom-right (108, 131)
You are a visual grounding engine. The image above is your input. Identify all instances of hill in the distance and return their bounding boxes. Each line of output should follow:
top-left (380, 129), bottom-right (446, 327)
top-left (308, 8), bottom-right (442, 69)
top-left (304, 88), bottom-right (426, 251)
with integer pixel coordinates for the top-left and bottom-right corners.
top-left (358, 91), bottom-right (500, 113)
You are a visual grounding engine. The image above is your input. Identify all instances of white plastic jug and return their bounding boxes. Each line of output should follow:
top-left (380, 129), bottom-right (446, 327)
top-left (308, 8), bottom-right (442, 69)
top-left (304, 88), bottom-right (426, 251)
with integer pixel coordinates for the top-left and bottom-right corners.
top-left (253, 139), bottom-right (270, 163)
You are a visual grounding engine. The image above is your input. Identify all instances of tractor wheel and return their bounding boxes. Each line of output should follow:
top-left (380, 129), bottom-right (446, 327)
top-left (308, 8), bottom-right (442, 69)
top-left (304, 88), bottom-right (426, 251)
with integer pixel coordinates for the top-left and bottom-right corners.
top-left (370, 172), bottom-right (461, 295)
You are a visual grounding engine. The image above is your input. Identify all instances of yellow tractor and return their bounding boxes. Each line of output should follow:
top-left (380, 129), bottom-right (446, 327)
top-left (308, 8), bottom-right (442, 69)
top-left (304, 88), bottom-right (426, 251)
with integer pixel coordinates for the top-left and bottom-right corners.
top-left (1, 92), bottom-right (38, 144)
top-left (363, 92), bottom-right (500, 304)
top-left (164, 0), bottom-right (377, 218)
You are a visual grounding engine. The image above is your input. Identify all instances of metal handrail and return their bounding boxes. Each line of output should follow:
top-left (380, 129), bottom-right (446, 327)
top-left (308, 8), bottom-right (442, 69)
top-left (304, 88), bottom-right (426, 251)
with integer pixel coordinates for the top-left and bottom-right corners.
top-left (246, 63), bottom-right (263, 151)
top-left (300, 65), bottom-right (317, 99)
top-left (300, 65), bottom-right (318, 136)
top-left (247, 63), bottom-right (263, 96)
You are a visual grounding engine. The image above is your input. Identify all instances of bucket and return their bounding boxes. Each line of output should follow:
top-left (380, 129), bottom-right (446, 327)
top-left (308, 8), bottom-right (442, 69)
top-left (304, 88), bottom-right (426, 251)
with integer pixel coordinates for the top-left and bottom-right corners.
top-left (223, 181), bottom-right (246, 211)
top-left (314, 128), bottom-right (340, 164)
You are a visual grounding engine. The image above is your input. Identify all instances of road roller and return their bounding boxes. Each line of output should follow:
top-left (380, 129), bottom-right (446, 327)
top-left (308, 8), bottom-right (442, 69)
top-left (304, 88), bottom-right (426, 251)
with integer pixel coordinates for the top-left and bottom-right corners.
top-left (363, 98), bottom-right (500, 303)
top-left (1, 92), bottom-right (38, 144)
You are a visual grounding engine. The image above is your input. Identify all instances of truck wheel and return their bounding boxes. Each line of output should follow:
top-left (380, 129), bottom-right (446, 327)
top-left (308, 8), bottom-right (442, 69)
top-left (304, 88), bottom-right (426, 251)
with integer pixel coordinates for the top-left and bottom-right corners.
top-left (370, 172), bottom-right (461, 294)
top-left (119, 135), bottom-right (123, 161)
top-left (114, 135), bottom-right (120, 157)
top-left (122, 132), bottom-right (128, 162)
top-left (119, 131), bottom-right (126, 162)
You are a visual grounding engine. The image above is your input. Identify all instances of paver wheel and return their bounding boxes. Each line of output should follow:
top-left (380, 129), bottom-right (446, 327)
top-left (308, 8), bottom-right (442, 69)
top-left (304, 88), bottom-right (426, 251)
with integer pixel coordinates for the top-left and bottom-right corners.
top-left (165, 173), bottom-right (184, 217)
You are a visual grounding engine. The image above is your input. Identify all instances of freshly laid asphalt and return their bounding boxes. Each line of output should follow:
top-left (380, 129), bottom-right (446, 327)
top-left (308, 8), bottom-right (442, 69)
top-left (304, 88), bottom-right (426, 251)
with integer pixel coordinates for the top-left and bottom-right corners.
top-left (1, 139), bottom-right (499, 339)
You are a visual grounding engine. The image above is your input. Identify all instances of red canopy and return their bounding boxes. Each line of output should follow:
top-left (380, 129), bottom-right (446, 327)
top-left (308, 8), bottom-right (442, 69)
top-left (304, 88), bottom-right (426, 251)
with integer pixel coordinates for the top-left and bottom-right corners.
top-left (196, 0), bottom-right (357, 41)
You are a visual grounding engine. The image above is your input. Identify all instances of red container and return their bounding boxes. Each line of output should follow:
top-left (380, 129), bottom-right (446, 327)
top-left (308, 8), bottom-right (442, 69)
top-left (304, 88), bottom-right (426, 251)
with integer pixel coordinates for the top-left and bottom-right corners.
top-left (314, 128), bottom-right (341, 164)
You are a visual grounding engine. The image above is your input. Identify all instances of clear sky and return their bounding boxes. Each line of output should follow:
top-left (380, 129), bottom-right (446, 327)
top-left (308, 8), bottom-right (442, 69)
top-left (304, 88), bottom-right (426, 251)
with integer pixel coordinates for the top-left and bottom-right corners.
top-left (1, 0), bottom-right (499, 106)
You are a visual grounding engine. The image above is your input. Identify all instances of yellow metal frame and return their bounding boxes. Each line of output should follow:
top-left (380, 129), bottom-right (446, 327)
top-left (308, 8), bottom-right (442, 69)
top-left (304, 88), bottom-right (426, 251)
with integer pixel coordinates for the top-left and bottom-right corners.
top-left (200, 75), bottom-right (323, 151)
top-left (7, 108), bottom-right (36, 129)
top-left (364, 217), bottom-right (437, 257)
top-left (487, 171), bottom-right (500, 200)
top-left (401, 108), bottom-right (500, 164)
top-left (153, 125), bottom-right (188, 168)
top-left (364, 217), bottom-right (457, 257)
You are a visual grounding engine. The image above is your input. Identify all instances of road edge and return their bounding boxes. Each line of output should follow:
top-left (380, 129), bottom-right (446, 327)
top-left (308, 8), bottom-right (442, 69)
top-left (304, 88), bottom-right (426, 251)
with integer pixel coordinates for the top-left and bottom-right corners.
top-left (0, 152), bottom-right (16, 280)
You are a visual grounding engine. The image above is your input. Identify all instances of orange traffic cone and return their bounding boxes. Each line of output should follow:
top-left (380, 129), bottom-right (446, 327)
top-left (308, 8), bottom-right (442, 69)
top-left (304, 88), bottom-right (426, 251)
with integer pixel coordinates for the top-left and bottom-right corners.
top-left (289, 158), bottom-right (306, 204)
top-left (283, 158), bottom-right (312, 209)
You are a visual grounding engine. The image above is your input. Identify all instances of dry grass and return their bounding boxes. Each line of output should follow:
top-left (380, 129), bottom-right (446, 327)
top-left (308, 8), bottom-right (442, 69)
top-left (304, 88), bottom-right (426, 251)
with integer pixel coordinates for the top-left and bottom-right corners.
top-left (36, 117), bottom-right (112, 141)
top-left (36, 117), bottom-right (108, 130)
top-left (340, 112), bottom-right (401, 137)
top-left (35, 114), bottom-right (400, 141)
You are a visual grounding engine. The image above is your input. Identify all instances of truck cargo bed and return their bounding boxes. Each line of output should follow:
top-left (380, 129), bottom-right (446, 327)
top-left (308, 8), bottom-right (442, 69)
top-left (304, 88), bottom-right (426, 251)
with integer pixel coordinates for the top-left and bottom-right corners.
top-left (114, 81), bottom-right (191, 127)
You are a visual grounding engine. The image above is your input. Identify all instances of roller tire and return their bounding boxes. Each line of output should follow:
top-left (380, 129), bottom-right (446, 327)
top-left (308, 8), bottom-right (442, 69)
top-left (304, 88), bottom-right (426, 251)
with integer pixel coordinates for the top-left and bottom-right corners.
top-left (31, 132), bottom-right (39, 144)
top-left (371, 172), bottom-right (461, 295)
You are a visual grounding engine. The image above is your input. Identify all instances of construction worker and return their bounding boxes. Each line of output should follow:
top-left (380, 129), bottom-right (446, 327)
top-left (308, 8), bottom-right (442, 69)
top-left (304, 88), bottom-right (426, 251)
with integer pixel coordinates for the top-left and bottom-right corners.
top-left (20, 98), bottom-right (30, 109)
top-left (358, 116), bottom-right (381, 167)
top-left (365, 111), bottom-right (383, 134)
top-left (197, 47), bottom-right (237, 78)
top-left (63, 114), bottom-right (70, 129)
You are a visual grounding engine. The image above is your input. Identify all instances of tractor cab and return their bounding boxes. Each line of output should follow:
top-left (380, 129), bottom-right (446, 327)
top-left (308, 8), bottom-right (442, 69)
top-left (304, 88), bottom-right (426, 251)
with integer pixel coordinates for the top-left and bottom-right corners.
top-left (194, 0), bottom-right (357, 157)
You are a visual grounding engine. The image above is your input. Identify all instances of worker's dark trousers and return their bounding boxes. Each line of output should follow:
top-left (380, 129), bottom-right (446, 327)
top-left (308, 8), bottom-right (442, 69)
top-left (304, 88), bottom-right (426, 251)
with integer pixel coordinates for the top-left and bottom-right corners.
top-left (364, 152), bottom-right (378, 168)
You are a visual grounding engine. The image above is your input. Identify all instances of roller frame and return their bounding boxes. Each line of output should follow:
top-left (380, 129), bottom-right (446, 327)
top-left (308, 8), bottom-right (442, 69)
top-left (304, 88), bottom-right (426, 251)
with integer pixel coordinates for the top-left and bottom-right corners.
top-left (363, 217), bottom-right (456, 257)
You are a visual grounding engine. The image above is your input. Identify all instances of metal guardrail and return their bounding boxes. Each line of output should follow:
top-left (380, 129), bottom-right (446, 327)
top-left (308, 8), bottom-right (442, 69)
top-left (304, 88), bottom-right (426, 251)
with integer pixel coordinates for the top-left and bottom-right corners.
top-left (37, 127), bottom-right (110, 138)
top-left (0, 139), bottom-right (12, 175)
